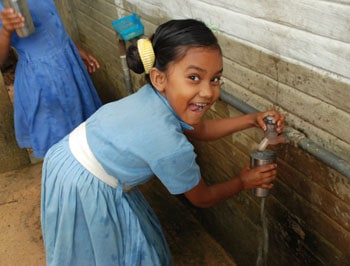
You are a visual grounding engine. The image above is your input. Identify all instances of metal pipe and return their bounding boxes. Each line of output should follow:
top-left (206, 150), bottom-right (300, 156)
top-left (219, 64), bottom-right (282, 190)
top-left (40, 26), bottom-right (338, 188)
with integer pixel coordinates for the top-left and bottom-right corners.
top-left (118, 39), bottom-right (133, 95)
top-left (220, 89), bottom-right (350, 178)
top-left (120, 55), bottom-right (133, 95)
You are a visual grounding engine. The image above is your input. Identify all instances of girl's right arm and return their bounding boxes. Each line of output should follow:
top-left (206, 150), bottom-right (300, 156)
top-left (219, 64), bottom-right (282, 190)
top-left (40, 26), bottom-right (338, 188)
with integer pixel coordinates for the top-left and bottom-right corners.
top-left (0, 8), bottom-right (24, 65)
top-left (184, 163), bottom-right (277, 208)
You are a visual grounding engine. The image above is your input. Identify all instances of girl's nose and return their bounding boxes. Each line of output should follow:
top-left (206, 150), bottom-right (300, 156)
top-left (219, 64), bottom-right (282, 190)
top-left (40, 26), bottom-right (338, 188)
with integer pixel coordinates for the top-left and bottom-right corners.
top-left (199, 82), bottom-right (214, 98)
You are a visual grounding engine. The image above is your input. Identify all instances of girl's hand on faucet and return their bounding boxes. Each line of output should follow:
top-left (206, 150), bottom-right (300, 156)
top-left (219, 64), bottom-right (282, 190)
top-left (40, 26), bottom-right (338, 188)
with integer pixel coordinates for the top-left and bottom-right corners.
top-left (256, 110), bottom-right (285, 133)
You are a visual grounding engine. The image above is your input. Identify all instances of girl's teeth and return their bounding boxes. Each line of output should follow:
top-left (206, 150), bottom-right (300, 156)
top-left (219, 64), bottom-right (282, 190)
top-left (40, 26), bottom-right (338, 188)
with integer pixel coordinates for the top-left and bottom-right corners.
top-left (196, 103), bottom-right (206, 111)
top-left (190, 103), bottom-right (207, 112)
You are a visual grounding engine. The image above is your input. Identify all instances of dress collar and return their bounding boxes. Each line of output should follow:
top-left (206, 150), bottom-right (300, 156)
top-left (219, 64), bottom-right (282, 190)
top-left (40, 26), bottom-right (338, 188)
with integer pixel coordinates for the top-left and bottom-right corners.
top-left (153, 87), bottom-right (194, 131)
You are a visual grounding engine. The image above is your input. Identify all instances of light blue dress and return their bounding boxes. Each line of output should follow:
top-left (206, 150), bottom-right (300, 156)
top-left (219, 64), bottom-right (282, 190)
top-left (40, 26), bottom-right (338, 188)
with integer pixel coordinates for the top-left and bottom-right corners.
top-left (0, 0), bottom-right (102, 158)
top-left (41, 84), bottom-right (201, 265)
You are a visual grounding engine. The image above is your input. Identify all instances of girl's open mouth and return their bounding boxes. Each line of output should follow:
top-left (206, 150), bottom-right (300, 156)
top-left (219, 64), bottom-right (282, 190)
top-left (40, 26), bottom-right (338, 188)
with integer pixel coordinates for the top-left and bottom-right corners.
top-left (189, 103), bottom-right (208, 112)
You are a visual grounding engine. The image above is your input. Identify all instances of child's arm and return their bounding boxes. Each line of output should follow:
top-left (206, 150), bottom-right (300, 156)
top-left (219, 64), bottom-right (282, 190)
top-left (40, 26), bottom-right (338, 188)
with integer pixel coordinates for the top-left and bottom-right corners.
top-left (75, 44), bottom-right (100, 73)
top-left (0, 8), bottom-right (23, 65)
top-left (184, 163), bottom-right (277, 208)
top-left (185, 109), bottom-right (285, 141)
top-left (0, 26), bottom-right (11, 65)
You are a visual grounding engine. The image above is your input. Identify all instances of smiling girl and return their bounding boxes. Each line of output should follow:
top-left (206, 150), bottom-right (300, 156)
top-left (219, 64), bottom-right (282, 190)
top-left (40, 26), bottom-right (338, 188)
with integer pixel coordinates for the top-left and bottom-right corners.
top-left (41, 19), bottom-right (285, 265)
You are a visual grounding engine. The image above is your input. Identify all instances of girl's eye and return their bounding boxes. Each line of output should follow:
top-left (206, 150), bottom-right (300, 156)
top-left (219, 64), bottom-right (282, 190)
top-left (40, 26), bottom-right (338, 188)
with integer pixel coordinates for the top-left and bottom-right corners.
top-left (189, 75), bottom-right (200, 82)
top-left (211, 76), bottom-right (222, 85)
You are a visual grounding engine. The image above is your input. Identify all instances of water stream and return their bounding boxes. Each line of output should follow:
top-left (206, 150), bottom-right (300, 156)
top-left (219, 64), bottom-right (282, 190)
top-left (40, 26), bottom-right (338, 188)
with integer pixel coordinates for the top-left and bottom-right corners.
top-left (254, 119), bottom-right (284, 265)
top-left (256, 198), bottom-right (269, 266)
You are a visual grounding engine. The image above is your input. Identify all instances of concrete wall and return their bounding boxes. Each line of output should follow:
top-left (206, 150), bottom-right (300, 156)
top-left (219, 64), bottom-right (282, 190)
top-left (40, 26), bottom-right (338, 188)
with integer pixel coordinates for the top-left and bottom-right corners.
top-left (58, 0), bottom-right (350, 163)
top-left (56, 0), bottom-right (350, 265)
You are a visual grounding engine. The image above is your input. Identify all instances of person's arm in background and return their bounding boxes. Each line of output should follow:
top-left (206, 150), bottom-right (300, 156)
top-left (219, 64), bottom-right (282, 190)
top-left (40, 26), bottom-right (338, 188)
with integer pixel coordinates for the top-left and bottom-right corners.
top-left (52, 1), bottom-right (97, 73)
top-left (0, 8), bottom-right (23, 66)
top-left (75, 43), bottom-right (100, 74)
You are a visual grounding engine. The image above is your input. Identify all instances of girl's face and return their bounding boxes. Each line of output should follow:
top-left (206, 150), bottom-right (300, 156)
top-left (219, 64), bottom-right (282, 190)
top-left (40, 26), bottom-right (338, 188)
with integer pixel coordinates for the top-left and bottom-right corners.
top-left (158, 47), bottom-right (223, 126)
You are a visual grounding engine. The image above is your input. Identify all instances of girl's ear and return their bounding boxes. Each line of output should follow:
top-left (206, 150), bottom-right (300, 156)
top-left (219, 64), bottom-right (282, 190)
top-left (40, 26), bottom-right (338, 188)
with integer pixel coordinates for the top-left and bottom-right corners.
top-left (149, 67), bottom-right (166, 93)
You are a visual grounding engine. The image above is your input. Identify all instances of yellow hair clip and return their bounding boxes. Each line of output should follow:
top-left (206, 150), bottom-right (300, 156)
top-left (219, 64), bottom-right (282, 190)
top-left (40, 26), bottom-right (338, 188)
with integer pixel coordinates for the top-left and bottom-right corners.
top-left (137, 39), bottom-right (155, 74)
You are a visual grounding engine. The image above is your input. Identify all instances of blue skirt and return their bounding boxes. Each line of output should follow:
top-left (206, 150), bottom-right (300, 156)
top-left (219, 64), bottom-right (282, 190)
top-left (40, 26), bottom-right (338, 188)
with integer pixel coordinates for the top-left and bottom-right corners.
top-left (41, 137), bottom-right (172, 265)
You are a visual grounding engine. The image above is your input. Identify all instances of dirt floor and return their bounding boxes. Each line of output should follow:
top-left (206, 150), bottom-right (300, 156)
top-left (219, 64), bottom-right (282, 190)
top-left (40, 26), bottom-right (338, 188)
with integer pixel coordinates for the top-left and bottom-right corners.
top-left (0, 162), bottom-right (236, 266)
top-left (0, 163), bottom-right (45, 266)
top-left (1, 48), bottom-right (16, 102)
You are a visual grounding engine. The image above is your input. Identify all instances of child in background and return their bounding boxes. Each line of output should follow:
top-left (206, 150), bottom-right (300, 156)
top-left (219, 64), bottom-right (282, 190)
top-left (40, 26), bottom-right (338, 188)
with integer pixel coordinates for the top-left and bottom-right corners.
top-left (0, 0), bottom-right (102, 158)
top-left (41, 19), bottom-right (285, 265)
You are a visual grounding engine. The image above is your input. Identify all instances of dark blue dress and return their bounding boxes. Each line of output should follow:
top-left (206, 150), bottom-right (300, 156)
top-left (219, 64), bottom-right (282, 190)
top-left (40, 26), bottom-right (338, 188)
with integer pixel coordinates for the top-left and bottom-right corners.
top-left (0, 0), bottom-right (102, 157)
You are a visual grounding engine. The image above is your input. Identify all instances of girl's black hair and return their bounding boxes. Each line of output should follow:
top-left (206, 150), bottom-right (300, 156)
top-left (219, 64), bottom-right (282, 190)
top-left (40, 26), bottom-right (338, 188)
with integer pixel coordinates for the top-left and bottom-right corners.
top-left (126, 19), bottom-right (221, 82)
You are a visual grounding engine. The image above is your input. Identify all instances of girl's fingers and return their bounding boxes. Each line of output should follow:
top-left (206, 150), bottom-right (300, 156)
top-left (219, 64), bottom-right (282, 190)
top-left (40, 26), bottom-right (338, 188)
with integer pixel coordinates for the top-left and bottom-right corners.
top-left (1, 10), bottom-right (25, 31)
top-left (260, 183), bottom-right (274, 189)
top-left (253, 164), bottom-right (277, 186)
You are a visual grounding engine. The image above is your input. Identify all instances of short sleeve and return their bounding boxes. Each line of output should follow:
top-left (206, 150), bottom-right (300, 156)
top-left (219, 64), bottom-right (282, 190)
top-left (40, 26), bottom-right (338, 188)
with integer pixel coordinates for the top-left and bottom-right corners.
top-left (151, 148), bottom-right (201, 195)
top-left (0, 5), bottom-right (3, 26)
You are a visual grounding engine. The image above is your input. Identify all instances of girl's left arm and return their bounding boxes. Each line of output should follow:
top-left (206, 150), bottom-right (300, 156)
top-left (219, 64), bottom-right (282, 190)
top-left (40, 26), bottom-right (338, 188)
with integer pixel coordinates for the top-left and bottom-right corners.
top-left (185, 109), bottom-right (285, 141)
top-left (75, 43), bottom-right (100, 73)
top-left (0, 8), bottom-right (23, 65)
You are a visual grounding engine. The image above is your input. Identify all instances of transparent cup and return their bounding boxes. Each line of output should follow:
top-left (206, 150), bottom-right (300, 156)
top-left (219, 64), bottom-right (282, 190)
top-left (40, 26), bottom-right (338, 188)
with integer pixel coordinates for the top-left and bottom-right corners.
top-left (3, 0), bottom-right (35, 38)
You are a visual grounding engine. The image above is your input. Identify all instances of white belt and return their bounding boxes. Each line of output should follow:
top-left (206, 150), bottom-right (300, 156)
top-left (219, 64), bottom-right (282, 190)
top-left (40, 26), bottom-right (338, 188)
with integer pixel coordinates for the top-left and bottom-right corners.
top-left (69, 122), bottom-right (119, 188)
